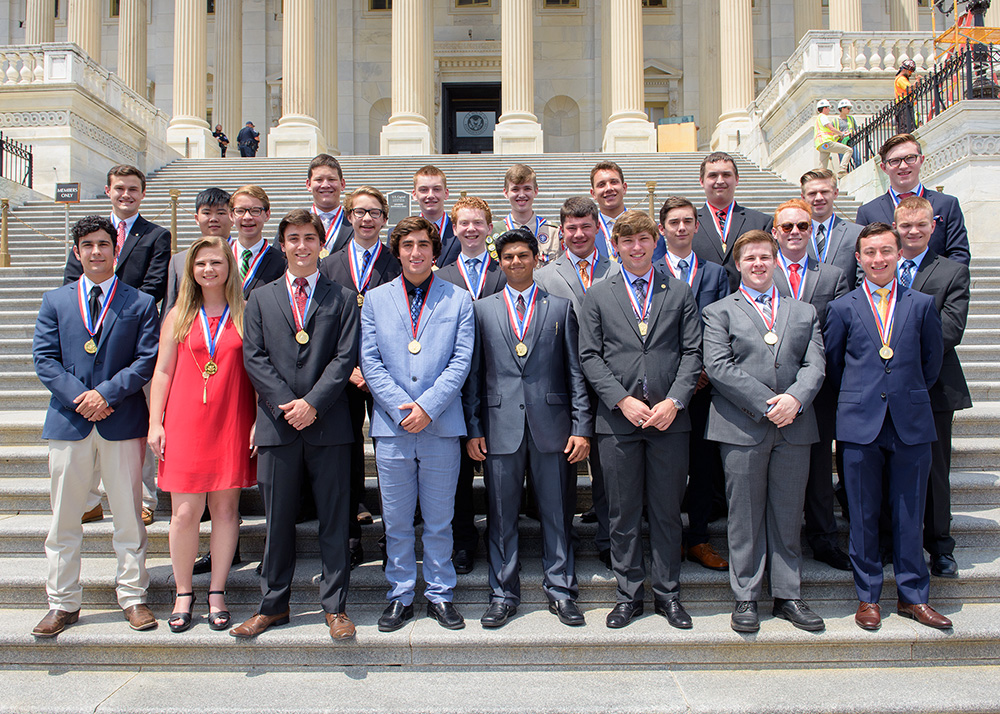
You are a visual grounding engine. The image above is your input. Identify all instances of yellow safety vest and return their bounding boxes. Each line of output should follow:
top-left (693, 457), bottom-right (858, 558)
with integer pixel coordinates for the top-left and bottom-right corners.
top-left (814, 114), bottom-right (840, 149)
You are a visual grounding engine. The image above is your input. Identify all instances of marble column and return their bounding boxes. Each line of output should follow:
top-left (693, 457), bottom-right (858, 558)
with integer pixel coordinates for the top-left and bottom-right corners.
top-left (24, 0), bottom-right (55, 44)
top-left (698, 1), bottom-right (721, 149)
top-left (67, 0), bottom-right (100, 61)
top-left (317, 0), bottom-right (338, 154)
top-left (794, 0), bottom-right (822, 45)
top-left (166, 0), bottom-right (219, 157)
top-left (890, 0), bottom-right (919, 31)
top-left (380, 0), bottom-right (433, 155)
top-left (985, 3), bottom-right (1000, 27)
top-left (117, 0), bottom-right (146, 97)
top-left (711, 0), bottom-right (754, 151)
top-left (829, 0), bottom-right (863, 32)
top-left (601, 0), bottom-right (656, 153)
top-left (215, 0), bottom-right (243, 145)
top-left (494, 0), bottom-right (543, 154)
top-left (268, 0), bottom-right (325, 157)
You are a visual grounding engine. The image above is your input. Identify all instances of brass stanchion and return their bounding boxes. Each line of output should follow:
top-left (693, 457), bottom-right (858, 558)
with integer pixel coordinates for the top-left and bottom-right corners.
top-left (0, 199), bottom-right (11, 268)
top-left (646, 181), bottom-right (657, 217)
top-left (169, 189), bottom-right (180, 254)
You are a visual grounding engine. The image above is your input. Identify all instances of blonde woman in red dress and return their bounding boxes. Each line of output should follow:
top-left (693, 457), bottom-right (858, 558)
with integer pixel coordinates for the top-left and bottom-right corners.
top-left (149, 236), bottom-right (256, 632)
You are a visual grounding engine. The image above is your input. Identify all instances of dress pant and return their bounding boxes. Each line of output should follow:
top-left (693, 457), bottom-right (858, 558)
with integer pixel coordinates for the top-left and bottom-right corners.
top-left (451, 440), bottom-right (480, 553)
top-left (803, 383), bottom-right (840, 552)
top-left (599, 429), bottom-right (687, 604)
top-left (257, 440), bottom-right (351, 615)
top-left (685, 387), bottom-right (724, 546)
top-left (924, 410), bottom-right (956, 557)
top-left (46, 432), bottom-right (148, 611)
top-left (587, 385), bottom-right (609, 553)
top-left (841, 412), bottom-right (932, 605)
top-left (346, 385), bottom-right (372, 548)
top-left (719, 428), bottom-right (809, 601)
top-left (484, 427), bottom-right (577, 606)
top-left (377, 434), bottom-right (460, 605)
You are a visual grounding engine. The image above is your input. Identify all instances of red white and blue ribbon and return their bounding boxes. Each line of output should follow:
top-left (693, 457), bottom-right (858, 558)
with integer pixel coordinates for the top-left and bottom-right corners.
top-left (285, 273), bottom-right (314, 333)
top-left (622, 266), bottom-right (654, 323)
top-left (889, 183), bottom-right (925, 207)
top-left (426, 213), bottom-right (450, 240)
top-left (663, 253), bottom-right (699, 288)
top-left (503, 283), bottom-right (538, 344)
top-left (708, 201), bottom-right (735, 247)
top-left (312, 205), bottom-right (345, 253)
top-left (776, 253), bottom-right (808, 300)
top-left (455, 254), bottom-right (491, 299)
top-left (504, 213), bottom-right (547, 238)
top-left (598, 212), bottom-right (620, 259)
top-left (575, 251), bottom-right (597, 294)
top-left (739, 284), bottom-right (779, 333)
top-left (77, 276), bottom-right (118, 339)
top-left (198, 305), bottom-right (230, 362)
top-left (349, 241), bottom-right (382, 296)
top-left (229, 239), bottom-right (270, 293)
top-left (864, 278), bottom-right (898, 347)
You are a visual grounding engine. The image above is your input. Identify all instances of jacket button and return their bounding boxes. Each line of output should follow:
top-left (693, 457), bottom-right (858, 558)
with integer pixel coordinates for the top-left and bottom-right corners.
top-left (775, 363), bottom-right (781, 368)
top-left (881, 392), bottom-right (887, 400)
top-left (412, 376), bottom-right (417, 382)
top-left (885, 367), bottom-right (891, 374)
top-left (519, 404), bottom-right (525, 410)
top-left (296, 361), bottom-right (303, 368)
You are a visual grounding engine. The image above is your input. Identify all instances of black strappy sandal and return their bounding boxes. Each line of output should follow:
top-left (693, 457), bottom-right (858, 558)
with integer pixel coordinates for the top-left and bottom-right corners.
top-left (168, 592), bottom-right (196, 633)
top-left (207, 590), bottom-right (231, 631)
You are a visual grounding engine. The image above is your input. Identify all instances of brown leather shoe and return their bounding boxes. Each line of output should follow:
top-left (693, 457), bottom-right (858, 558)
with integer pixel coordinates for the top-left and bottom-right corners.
top-left (230, 610), bottom-right (290, 638)
top-left (326, 612), bottom-right (356, 640)
top-left (897, 601), bottom-right (952, 630)
top-left (687, 543), bottom-right (728, 571)
top-left (32, 609), bottom-right (80, 637)
top-left (81, 504), bottom-right (103, 524)
top-left (123, 604), bottom-right (157, 631)
top-left (141, 507), bottom-right (154, 526)
top-left (855, 601), bottom-right (881, 631)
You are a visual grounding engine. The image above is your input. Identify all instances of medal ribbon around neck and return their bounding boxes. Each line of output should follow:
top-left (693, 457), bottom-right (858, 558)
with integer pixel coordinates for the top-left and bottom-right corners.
top-left (664, 254), bottom-right (699, 288)
top-left (312, 204), bottom-right (345, 252)
top-left (776, 252), bottom-right (808, 300)
top-left (889, 183), bottom-right (925, 207)
top-left (456, 253), bottom-right (491, 299)
top-left (814, 217), bottom-right (834, 263)
top-left (863, 279), bottom-right (898, 350)
top-left (598, 213), bottom-right (619, 260)
top-left (285, 274), bottom-right (315, 334)
top-left (349, 240), bottom-right (382, 296)
top-left (230, 238), bottom-right (269, 292)
top-left (575, 251), bottom-right (597, 294)
top-left (503, 284), bottom-right (538, 347)
top-left (739, 284), bottom-right (779, 334)
top-left (77, 276), bottom-right (118, 341)
top-left (504, 213), bottom-right (546, 238)
top-left (427, 213), bottom-right (450, 240)
top-left (198, 305), bottom-right (230, 365)
top-left (708, 201), bottom-right (735, 247)
top-left (405, 275), bottom-right (434, 342)
top-left (622, 266), bottom-right (654, 324)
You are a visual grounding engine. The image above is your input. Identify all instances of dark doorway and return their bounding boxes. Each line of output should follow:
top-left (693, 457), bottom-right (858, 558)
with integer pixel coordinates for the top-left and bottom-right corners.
top-left (442, 83), bottom-right (501, 154)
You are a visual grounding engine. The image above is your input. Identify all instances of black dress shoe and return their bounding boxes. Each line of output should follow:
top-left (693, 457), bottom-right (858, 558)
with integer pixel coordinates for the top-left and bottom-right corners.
top-left (731, 601), bottom-right (759, 633)
top-left (654, 598), bottom-right (692, 629)
top-left (812, 544), bottom-right (852, 571)
top-left (930, 553), bottom-right (959, 578)
top-left (453, 549), bottom-right (475, 574)
top-left (579, 508), bottom-right (598, 524)
top-left (377, 600), bottom-right (414, 632)
top-left (772, 598), bottom-right (825, 632)
top-left (605, 601), bottom-right (643, 629)
top-left (427, 601), bottom-right (465, 630)
top-left (192, 541), bottom-right (242, 576)
top-left (549, 599), bottom-right (585, 626)
top-left (598, 548), bottom-right (612, 571)
top-left (480, 602), bottom-right (517, 628)
top-left (349, 544), bottom-right (364, 570)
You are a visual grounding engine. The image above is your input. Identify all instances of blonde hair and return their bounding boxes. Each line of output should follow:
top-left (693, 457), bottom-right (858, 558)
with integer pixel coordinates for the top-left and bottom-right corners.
top-left (173, 237), bottom-right (245, 342)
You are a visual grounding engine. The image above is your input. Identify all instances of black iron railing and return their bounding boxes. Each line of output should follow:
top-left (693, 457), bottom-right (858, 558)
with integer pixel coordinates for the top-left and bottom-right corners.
top-left (848, 43), bottom-right (1000, 169)
top-left (0, 132), bottom-right (33, 189)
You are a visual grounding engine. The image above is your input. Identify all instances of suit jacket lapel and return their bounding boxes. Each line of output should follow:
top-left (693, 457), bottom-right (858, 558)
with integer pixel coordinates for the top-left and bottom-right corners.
top-left (304, 278), bottom-right (329, 328)
top-left (909, 251), bottom-right (936, 292)
top-left (332, 224), bottom-right (354, 254)
top-left (96, 283), bottom-right (124, 351)
top-left (697, 208), bottom-right (725, 262)
top-left (799, 262), bottom-right (820, 303)
top-left (610, 273), bottom-right (644, 341)
top-left (772, 293), bottom-right (791, 356)
top-left (492, 294), bottom-right (520, 364)
top-left (727, 204), bottom-right (748, 255)
top-left (372, 248), bottom-right (395, 288)
top-left (116, 215), bottom-right (146, 268)
top-left (483, 261), bottom-right (504, 296)
top-left (557, 255), bottom-right (587, 300)
top-left (416, 276), bottom-right (443, 340)
top-left (273, 279), bottom-right (297, 334)
top-left (643, 271), bottom-right (669, 338)
top-left (735, 291), bottom-right (773, 349)
top-left (876, 194), bottom-right (895, 224)
top-left (851, 290), bottom-right (883, 350)
top-left (889, 288), bottom-right (914, 349)
top-left (521, 291), bottom-right (548, 363)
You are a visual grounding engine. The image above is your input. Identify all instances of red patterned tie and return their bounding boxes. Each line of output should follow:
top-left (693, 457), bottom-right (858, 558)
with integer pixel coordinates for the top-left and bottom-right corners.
top-left (115, 220), bottom-right (127, 265)
top-left (293, 277), bottom-right (308, 316)
top-left (789, 263), bottom-right (801, 294)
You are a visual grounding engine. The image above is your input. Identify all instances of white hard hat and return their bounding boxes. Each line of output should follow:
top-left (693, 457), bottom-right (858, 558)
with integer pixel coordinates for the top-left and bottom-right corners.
top-left (837, 99), bottom-right (853, 109)
top-left (816, 99), bottom-right (832, 110)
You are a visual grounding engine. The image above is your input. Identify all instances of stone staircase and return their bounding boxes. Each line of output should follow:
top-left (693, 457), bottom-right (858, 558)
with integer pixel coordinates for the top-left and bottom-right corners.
top-left (0, 153), bottom-right (998, 713)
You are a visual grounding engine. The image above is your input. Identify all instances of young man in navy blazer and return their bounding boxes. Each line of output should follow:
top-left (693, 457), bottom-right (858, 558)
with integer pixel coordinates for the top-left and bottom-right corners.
top-left (33, 215), bottom-right (160, 637)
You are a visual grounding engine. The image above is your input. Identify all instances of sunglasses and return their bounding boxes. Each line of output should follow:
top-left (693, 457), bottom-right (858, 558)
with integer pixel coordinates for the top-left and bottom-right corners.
top-left (778, 221), bottom-right (811, 233)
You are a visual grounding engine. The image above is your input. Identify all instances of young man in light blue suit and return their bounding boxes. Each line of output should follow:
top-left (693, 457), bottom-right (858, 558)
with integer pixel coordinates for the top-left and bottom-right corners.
top-left (361, 216), bottom-right (475, 632)
top-left (32, 216), bottom-right (160, 637)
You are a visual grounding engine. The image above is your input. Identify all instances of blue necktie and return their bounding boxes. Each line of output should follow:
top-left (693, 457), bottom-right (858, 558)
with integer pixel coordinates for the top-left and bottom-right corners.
top-left (410, 287), bottom-right (424, 325)
top-left (900, 259), bottom-right (915, 288)
top-left (756, 293), bottom-right (772, 321)
top-left (466, 257), bottom-right (480, 287)
top-left (677, 259), bottom-right (689, 282)
top-left (633, 277), bottom-right (647, 304)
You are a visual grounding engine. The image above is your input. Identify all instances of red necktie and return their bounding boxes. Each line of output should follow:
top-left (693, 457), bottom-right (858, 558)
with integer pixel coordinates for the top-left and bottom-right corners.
top-left (115, 220), bottom-right (127, 265)
top-left (293, 277), bottom-right (308, 316)
top-left (789, 263), bottom-right (801, 294)
top-left (897, 192), bottom-right (914, 200)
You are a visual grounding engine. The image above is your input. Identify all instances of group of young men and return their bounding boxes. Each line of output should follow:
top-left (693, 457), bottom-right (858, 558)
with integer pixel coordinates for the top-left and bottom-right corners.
top-left (31, 131), bottom-right (971, 640)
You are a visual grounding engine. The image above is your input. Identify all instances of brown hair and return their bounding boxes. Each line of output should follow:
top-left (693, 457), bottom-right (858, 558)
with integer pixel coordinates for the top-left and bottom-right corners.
top-left (173, 236), bottom-right (245, 342)
top-left (504, 163), bottom-right (538, 190)
top-left (878, 133), bottom-right (922, 163)
top-left (700, 152), bottom-right (739, 180)
top-left (894, 195), bottom-right (934, 221)
top-left (658, 196), bottom-right (697, 226)
top-left (230, 184), bottom-right (271, 213)
top-left (610, 210), bottom-right (658, 243)
top-left (590, 161), bottom-right (624, 187)
top-left (856, 222), bottom-right (901, 253)
top-left (413, 164), bottom-right (448, 190)
top-left (308, 153), bottom-right (344, 182)
top-left (106, 164), bottom-right (146, 192)
top-left (450, 196), bottom-right (492, 225)
top-left (344, 186), bottom-right (389, 215)
top-left (773, 198), bottom-right (812, 226)
top-left (799, 168), bottom-right (837, 189)
top-left (390, 216), bottom-right (441, 259)
top-left (559, 196), bottom-right (599, 225)
top-left (277, 208), bottom-right (324, 245)
top-left (732, 230), bottom-right (778, 262)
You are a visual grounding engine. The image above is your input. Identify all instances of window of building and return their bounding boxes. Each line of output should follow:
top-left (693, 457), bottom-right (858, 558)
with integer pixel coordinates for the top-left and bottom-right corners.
top-left (456, 0), bottom-right (490, 6)
top-left (370, 0), bottom-right (392, 10)
top-left (543, 0), bottom-right (578, 7)
top-left (110, 0), bottom-right (119, 16)
top-left (642, 0), bottom-right (667, 6)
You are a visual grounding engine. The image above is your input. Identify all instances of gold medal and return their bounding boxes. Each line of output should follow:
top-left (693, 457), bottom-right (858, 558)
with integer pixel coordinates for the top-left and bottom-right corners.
top-left (515, 342), bottom-right (528, 357)
top-left (357, 293), bottom-right (364, 307)
top-left (764, 331), bottom-right (778, 345)
top-left (879, 345), bottom-right (894, 360)
top-left (204, 360), bottom-right (218, 375)
top-left (296, 330), bottom-right (310, 345)
top-left (408, 339), bottom-right (421, 355)
top-left (84, 339), bottom-right (97, 354)
top-left (320, 249), bottom-right (330, 259)
top-left (638, 321), bottom-right (648, 337)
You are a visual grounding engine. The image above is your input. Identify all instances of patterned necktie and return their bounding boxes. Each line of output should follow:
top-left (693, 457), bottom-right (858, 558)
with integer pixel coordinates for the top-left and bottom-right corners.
top-left (241, 249), bottom-right (252, 279)
top-left (115, 220), bottom-right (127, 265)
top-left (788, 263), bottom-right (801, 294)
top-left (577, 259), bottom-right (591, 290)
top-left (897, 192), bottom-right (915, 200)
top-left (875, 288), bottom-right (890, 324)
top-left (633, 277), bottom-right (647, 304)
top-left (89, 285), bottom-right (102, 326)
top-left (362, 249), bottom-right (373, 276)
top-left (516, 294), bottom-right (526, 321)
top-left (466, 257), bottom-right (480, 287)
top-left (756, 293), bottom-right (772, 321)
top-left (677, 258), bottom-right (689, 282)
top-left (815, 223), bottom-right (827, 257)
top-left (410, 286), bottom-right (425, 324)
top-left (900, 259), bottom-right (915, 288)
top-left (293, 277), bottom-right (309, 316)
top-left (321, 212), bottom-right (333, 230)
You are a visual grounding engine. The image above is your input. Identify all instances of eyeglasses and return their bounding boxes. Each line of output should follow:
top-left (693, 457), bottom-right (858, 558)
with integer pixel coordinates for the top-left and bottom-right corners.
top-left (232, 206), bottom-right (265, 217)
top-left (350, 207), bottom-right (385, 219)
top-left (778, 221), bottom-right (811, 233)
top-left (884, 154), bottom-right (920, 169)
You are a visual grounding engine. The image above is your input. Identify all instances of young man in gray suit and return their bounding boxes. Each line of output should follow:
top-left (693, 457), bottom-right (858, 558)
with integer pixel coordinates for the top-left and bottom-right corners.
top-left (702, 230), bottom-right (827, 633)
top-left (579, 210), bottom-right (702, 630)
top-left (800, 169), bottom-right (862, 287)
top-left (464, 228), bottom-right (592, 628)
top-left (771, 199), bottom-right (851, 572)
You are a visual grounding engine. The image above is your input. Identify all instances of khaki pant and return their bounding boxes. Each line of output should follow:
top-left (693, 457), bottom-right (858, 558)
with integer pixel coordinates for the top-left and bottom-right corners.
top-left (818, 141), bottom-right (853, 173)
